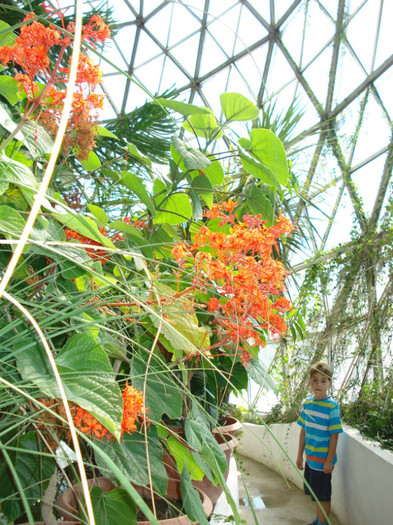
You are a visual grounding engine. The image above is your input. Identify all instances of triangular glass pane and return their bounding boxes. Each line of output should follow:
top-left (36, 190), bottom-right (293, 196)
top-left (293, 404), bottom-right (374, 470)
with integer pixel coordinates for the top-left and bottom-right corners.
top-left (281, 1), bottom-right (335, 69)
top-left (333, 47), bottom-right (367, 104)
top-left (264, 44), bottom-right (301, 99)
top-left (125, 73), bottom-right (160, 111)
top-left (346, 2), bottom-right (381, 73)
top-left (140, 0), bottom-right (168, 16)
top-left (374, 68), bottom-right (393, 121)
top-left (170, 34), bottom-right (202, 78)
top-left (111, 25), bottom-right (137, 66)
top-left (133, 31), bottom-right (165, 68)
top-left (206, 9), bottom-right (239, 58)
top-left (144, 3), bottom-right (173, 47)
top-left (133, 55), bottom-right (166, 95)
top-left (233, 6), bottom-right (270, 54)
top-left (100, 40), bottom-right (129, 74)
top-left (164, 5), bottom-right (202, 47)
top-left (374, 1), bottom-right (393, 70)
top-left (157, 56), bottom-right (192, 94)
top-left (325, 188), bottom-right (356, 249)
top-left (208, 0), bottom-right (239, 20)
top-left (351, 152), bottom-right (388, 216)
top-left (317, 0), bottom-right (339, 20)
top-left (301, 44), bottom-right (333, 109)
top-left (199, 31), bottom-right (231, 77)
top-left (231, 52), bottom-right (269, 101)
top-left (243, 0), bottom-right (270, 22)
top-left (351, 95), bottom-right (391, 166)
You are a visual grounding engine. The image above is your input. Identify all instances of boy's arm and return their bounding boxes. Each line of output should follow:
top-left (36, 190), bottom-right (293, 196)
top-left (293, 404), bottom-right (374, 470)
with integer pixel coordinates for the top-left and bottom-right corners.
top-left (323, 433), bottom-right (339, 473)
top-left (296, 427), bottom-right (306, 470)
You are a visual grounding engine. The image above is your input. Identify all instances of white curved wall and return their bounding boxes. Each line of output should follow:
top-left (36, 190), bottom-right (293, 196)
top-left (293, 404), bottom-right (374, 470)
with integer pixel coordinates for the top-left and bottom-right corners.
top-left (239, 422), bottom-right (393, 525)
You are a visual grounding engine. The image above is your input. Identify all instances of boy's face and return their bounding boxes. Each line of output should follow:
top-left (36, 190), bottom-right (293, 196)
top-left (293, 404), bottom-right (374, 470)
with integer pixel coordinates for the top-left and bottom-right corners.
top-left (309, 371), bottom-right (332, 399)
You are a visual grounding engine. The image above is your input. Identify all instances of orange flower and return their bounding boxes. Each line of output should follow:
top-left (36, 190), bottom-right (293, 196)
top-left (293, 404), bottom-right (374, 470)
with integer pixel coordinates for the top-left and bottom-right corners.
top-left (74, 406), bottom-right (108, 439)
top-left (172, 208), bottom-right (293, 366)
top-left (222, 199), bottom-right (238, 212)
top-left (121, 383), bottom-right (148, 436)
top-left (0, 12), bottom-right (110, 160)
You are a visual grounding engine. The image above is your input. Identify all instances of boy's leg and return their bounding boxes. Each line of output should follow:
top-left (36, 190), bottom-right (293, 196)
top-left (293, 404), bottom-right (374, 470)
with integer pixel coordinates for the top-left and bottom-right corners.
top-left (316, 500), bottom-right (330, 523)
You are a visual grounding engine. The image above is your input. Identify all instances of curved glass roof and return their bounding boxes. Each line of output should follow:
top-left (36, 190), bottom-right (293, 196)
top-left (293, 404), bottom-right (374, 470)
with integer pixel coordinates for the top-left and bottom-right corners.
top-left (97, 0), bottom-right (393, 267)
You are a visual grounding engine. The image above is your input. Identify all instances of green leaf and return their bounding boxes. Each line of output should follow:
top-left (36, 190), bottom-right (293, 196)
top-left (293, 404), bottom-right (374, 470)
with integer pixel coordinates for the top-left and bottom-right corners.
top-left (155, 98), bottom-right (211, 117)
top-left (0, 151), bottom-right (38, 191)
top-left (126, 143), bottom-right (152, 167)
top-left (80, 150), bottom-right (101, 171)
top-left (0, 76), bottom-right (19, 106)
top-left (166, 436), bottom-right (205, 481)
top-left (183, 110), bottom-right (223, 140)
top-left (248, 129), bottom-right (289, 186)
top-left (117, 171), bottom-right (155, 216)
top-left (247, 358), bottom-right (279, 393)
top-left (22, 120), bottom-right (54, 157)
top-left (130, 352), bottom-right (183, 423)
top-left (16, 335), bottom-right (123, 439)
top-left (0, 103), bottom-right (24, 139)
top-left (0, 432), bottom-right (56, 522)
top-left (95, 428), bottom-right (167, 494)
top-left (172, 136), bottom-right (211, 170)
top-left (220, 92), bottom-right (259, 122)
top-left (246, 185), bottom-right (275, 225)
top-left (53, 212), bottom-right (114, 249)
top-left (185, 418), bottom-right (227, 476)
top-left (204, 159), bottom-right (224, 186)
top-left (95, 125), bottom-right (118, 139)
top-left (90, 486), bottom-right (137, 525)
top-left (0, 21), bottom-right (17, 47)
top-left (191, 174), bottom-right (213, 208)
top-left (149, 283), bottom-right (211, 359)
top-left (88, 204), bottom-right (109, 227)
top-left (180, 466), bottom-right (210, 525)
top-left (240, 151), bottom-right (280, 190)
top-left (89, 487), bottom-right (134, 525)
top-left (0, 205), bottom-right (25, 237)
top-left (154, 193), bottom-right (192, 225)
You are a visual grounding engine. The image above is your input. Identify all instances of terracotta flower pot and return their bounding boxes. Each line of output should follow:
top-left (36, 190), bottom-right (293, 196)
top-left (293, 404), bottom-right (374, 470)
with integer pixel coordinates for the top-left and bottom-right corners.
top-left (192, 432), bottom-right (238, 505)
top-left (136, 478), bottom-right (213, 524)
top-left (213, 415), bottom-right (242, 438)
top-left (56, 476), bottom-right (116, 521)
top-left (56, 475), bottom-right (212, 525)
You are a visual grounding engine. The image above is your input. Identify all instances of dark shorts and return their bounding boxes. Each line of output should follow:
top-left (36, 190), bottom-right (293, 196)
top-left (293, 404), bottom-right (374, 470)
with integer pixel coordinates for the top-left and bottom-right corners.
top-left (304, 462), bottom-right (332, 502)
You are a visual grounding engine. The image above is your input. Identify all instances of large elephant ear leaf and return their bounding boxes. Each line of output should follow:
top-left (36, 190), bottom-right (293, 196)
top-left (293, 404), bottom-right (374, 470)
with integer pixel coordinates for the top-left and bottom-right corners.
top-left (16, 334), bottom-right (123, 439)
top-left (248, 129), bottom-right (289, 187)
top-left (220, 92), bottom-right (259, 122)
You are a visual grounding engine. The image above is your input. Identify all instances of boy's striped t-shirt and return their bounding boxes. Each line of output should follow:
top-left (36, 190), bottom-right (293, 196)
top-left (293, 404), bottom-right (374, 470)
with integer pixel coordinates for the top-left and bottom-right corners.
top-left (297, 396), bottom-right (343, 471)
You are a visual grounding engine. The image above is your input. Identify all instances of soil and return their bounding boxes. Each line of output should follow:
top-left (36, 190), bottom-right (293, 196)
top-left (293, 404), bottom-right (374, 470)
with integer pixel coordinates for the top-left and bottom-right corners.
top-left (137, 497), bottom-right (185, 521)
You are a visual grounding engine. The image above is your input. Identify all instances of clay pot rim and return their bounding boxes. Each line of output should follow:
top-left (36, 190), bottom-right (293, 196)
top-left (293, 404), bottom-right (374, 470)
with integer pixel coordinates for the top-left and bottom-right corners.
top-left (213, 415), bottom-right (242, 435)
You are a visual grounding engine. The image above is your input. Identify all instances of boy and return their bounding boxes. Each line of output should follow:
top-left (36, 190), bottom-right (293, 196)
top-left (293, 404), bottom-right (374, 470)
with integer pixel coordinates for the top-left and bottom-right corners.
top-left (296, 361), bottom-right (343, 525)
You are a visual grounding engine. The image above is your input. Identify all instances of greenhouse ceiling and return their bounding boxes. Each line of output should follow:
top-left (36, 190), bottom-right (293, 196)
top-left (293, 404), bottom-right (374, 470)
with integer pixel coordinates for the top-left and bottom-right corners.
top-left (93, 0), bottom-right (393, 270)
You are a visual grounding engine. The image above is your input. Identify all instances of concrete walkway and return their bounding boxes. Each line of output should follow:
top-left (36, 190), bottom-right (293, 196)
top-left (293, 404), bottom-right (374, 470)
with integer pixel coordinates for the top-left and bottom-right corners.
top-left (237, 455), bottom-right (342, 525)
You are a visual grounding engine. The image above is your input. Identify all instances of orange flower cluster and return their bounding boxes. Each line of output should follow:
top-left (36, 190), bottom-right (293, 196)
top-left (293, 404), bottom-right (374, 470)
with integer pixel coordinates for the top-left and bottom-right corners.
top-left (171, 202), bottom-right (293, 367)
top-left (37, 384), bottom-right (147, 443)
top-left (65, 227), bottom-right (110, 264)
top-left (0, 10), bottom-right (110, 159)
top-left (74, 384), bottom-right (147, 439)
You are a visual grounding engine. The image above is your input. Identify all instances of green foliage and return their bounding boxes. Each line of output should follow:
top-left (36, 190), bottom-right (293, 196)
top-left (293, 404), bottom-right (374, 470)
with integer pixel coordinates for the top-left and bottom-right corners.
top-left (341, 386), bottom-right (393, 452)
top-left (0, 18), bottom-right (296, 521)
